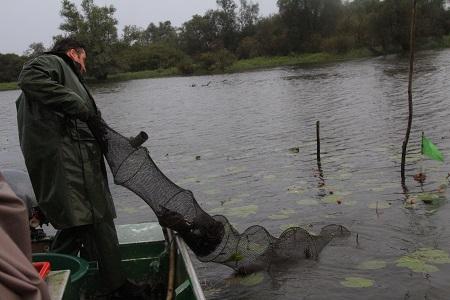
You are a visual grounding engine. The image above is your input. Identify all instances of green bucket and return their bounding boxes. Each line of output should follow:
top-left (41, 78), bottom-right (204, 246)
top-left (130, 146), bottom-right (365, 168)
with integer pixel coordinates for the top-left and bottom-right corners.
top-left (32, 253), bottom-right (89, 300)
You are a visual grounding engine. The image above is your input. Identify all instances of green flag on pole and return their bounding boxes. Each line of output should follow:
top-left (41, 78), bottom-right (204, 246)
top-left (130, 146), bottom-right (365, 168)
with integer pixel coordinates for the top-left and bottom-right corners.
top-left (421, 135), bottom-right (444, 162)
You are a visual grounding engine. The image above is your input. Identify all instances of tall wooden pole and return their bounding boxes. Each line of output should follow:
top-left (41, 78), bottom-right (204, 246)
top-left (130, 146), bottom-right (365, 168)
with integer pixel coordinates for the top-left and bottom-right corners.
top-left (401, 0), bottom-right (417, 189)
top-left (316, 120), bottom-right (323, 179)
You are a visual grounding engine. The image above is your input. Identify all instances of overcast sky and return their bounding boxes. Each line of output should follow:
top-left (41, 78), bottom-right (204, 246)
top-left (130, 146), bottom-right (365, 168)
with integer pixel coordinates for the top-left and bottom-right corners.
top-left (1, 0), bottom-right (278, 54)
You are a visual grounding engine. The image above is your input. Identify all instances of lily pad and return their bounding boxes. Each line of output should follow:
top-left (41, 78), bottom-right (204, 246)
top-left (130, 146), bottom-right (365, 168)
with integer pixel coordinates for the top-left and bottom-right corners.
top-left (417, 192), bottom-right (441, 204)
top-left (263, 174), bottom-right (277, 181)
top-left (368, 202), bottom-right (391, 209)
top-left (221, 197), bottom-right (243, 206)
top-left (208, 207), bottom-right (225, 214)
top-left (357, 260), bottom-right (387, 270)
top-left (297, 199), bottom-right (319, 206)
top-left (396, 248), bottom-right (450, 273)
top-left (268, 214), bottom-right (290, 220)
top-left (226, 166), bottom-right (247, 174)
top-left (239, 272), bottom-right (265, 287)
top-left (340, 277), bottom-right (374, 288)
top-left (280, 208), bottom-right (295, 214)
top-left (227, 205), bottom-right (258, 218)
top-left (120, 206), bottom-right (138, 214)
top-left (269, 208), bottom-right (295, 220)
top-left (322, 194), bottom-right (344, 204)
top-left (204, 189), bottom-right (220, 195)
top-left (287, 185), bottom-right (306, 194)
top-left (396, 257), bottom-right (438, 273)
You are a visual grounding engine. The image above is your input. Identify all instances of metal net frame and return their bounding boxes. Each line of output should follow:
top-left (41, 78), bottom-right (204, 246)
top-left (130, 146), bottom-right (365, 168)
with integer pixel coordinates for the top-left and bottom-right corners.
top-left (88, 118), bottom-right (350, 273)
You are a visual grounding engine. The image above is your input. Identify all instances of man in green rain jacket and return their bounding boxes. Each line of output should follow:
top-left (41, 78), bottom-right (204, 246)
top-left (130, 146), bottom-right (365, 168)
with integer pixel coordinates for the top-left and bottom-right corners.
top-left (16, 38), bottom-right (146, 299)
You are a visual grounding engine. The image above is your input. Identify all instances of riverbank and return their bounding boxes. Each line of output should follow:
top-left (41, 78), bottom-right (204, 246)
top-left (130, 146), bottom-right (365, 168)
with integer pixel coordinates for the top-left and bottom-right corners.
top-left (0, 49), bottom-right (374, 91)
top-left (226, 49), bottom-right (373, 73)
top-left (0, 82), bottom-right (19, 91)
top-left (0, 47), bottom-right (430, 91)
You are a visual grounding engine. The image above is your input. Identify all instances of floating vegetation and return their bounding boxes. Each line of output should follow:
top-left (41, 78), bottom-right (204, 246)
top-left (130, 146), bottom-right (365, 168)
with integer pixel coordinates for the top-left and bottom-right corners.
top-left (340, 277), bottom-right (374, 288)
top-left (288, 147), bottom-right (300, 154)
top-left (204, 189), bottom-right (220, 195)
top-left (119, 206), bottom-right (138, 214)
top-left (268, 208), bottom-right (295, 220)
top-left (417, 192), bottom-right (443, 204)
top-left (321, 191), bottom-right (355, 206)
top-left (208, 207), bottom-right (225, 214)
top-left (297, 198), bottom-right (319, 206)
top-left (263, 174), bottom-right (277, 181)
top-left (369, 187), bottom-right (388, 193)
top-left (227, 205), bottom-right (259, 218)
top-left (287, 185), bottom-right (306, 195)
top-left (322, 194), bottom-right (343, 204)
top-left (221, 197), bottom-right (243, 206)
top-left (357, 260), bottom-right (387, 270)
top-left (396, 248), bottom-right (450, 273)
top-left (413, 172), bottom-right (426, 183)
top-left (226, 166), bottom-right (247, 174)
top-left (239, 272), bottom-right (265, 287)
top-left (268, 214), bottom-right (290, 220)
top-left (368, 201), bottom-right (392, 209)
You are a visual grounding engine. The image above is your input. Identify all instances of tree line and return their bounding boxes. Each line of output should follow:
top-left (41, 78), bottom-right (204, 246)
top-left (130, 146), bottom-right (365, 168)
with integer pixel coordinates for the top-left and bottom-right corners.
top-left (1, 0), bottom-right (450, 81)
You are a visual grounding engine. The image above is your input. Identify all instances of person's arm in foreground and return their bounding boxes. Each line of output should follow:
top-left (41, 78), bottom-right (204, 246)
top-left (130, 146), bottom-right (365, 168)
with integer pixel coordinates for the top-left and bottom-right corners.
top-left (0, 171), bottom-right (50, 300)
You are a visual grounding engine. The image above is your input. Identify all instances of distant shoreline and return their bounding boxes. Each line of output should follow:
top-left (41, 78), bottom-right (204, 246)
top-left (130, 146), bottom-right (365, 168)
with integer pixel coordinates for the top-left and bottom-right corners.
top-left (0, 47), bottom-right (430, 92)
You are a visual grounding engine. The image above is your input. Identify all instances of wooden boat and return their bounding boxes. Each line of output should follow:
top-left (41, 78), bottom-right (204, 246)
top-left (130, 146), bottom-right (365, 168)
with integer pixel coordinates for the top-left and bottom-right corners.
top-left (32, 222), bottom-right (206, 300)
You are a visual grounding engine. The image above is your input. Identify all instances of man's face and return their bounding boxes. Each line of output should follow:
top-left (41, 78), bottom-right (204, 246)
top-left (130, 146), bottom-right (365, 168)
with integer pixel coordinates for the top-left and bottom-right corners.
top-left (67, 48), bottom-right (87, 74)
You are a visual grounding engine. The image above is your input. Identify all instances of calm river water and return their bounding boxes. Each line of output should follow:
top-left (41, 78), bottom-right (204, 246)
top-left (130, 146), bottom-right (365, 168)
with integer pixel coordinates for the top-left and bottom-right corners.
top-left (3, 50), bottom-right (450, 299)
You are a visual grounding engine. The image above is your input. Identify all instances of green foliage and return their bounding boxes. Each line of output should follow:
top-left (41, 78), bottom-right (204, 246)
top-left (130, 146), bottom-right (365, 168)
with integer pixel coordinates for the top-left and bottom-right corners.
top-left (320, 35), bottom-right (356, 53)
top-left (198, 49), bottom-right (236, 72)
top-left (238, 0), bottom-right (260, 35)
top-left (2, 0), bottom-right (450, 83)
top-left (237, 36), bottom-right (261, 58)
top-left (0, 82), bottom-right (19, 91)
top-left (24, 42), bottom-right (46, 58)
top-left (57, 0), bottom-right (118, 80)
top-left (104, 67), bottom-right (179, 82)
top-left (176, 58), bottom-right (195, 75)
top-left (117, 43), bottom-right (188, 72)
top-left (180, 14), bottom-right (219, 55)
top-left (0, 53), bottom-right (26, 82)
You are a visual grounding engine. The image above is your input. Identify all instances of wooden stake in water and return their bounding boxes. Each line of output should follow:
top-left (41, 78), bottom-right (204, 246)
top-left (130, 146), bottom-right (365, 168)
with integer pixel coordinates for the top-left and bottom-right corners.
top-left (316, 120), bottom-right (323, 178)
top-left (401, 0), bottom-right (417, 190)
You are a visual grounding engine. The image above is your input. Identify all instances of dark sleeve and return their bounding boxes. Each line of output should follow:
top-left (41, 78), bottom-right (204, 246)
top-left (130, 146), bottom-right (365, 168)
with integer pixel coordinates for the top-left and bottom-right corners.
top-left (18, 56), bottom-right (93, 121)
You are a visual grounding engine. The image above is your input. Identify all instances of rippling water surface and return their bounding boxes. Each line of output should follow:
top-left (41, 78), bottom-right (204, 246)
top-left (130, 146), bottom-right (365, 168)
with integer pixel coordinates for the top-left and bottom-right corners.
top-left (3, 50), bottom-right (450, 299)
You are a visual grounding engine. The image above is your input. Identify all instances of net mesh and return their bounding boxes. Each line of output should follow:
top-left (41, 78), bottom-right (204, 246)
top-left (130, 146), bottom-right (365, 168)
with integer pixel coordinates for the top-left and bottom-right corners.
top-left (88, 117), bottom-right (350, 273)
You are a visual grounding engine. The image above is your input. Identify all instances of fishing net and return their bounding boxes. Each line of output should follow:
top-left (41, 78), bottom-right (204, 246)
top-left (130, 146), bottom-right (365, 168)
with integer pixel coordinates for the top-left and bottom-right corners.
top-left (88, 117), bottom-right (350, 273)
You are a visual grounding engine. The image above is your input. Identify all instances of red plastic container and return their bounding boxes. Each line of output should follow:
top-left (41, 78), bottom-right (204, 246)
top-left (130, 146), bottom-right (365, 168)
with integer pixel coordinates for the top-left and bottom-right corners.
top-left (32, 262), bottom-right (51, 279)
